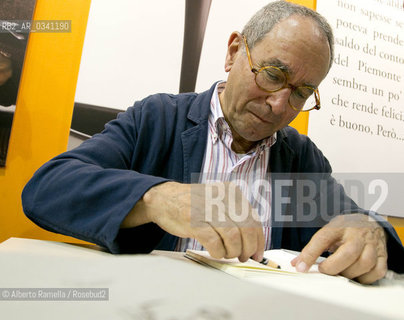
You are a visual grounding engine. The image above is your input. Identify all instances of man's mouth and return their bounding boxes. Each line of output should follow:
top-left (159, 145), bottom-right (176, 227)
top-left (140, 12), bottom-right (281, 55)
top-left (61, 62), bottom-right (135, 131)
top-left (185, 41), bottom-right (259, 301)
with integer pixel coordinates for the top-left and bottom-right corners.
top-left (250, 110), bottom-right (271, 124)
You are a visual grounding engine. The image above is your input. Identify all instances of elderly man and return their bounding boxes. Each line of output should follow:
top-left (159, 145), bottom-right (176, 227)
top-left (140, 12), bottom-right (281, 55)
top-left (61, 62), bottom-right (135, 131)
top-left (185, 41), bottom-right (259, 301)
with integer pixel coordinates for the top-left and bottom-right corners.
top-left (22, 1), bottom-right (404, 284)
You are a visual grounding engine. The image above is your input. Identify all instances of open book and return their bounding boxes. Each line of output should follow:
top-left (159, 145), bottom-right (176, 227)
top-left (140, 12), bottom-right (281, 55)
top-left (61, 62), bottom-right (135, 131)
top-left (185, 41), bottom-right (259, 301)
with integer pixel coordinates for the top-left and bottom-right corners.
top-left (185, 249), bottom-right (323, 278)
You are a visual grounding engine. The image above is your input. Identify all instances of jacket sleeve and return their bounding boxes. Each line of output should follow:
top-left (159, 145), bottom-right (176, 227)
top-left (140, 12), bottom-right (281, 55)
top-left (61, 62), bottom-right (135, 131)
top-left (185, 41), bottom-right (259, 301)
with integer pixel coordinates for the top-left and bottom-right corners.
top-left (21, 102), bottom-right (170, 253)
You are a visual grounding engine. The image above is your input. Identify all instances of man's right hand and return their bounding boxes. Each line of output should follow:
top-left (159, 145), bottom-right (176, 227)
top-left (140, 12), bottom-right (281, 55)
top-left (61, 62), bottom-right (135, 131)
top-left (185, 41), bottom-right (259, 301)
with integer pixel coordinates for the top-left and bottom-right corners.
top-left (121, 181), bottom-right (265, 263)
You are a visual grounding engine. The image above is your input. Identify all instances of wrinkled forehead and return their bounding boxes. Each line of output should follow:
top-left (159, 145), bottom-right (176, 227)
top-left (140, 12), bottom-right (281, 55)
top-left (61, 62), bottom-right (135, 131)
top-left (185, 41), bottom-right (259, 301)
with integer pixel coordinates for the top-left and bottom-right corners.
top-left (254, 16), bottom-right (331, 83)
top-left (263, 15), bottom-right (329, 53)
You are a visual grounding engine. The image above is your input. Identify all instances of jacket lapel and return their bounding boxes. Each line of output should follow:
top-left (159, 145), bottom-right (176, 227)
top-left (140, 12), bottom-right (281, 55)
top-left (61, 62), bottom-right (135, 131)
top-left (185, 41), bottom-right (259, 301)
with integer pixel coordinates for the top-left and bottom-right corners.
top-left (181, 83), bottom-right (216, 183)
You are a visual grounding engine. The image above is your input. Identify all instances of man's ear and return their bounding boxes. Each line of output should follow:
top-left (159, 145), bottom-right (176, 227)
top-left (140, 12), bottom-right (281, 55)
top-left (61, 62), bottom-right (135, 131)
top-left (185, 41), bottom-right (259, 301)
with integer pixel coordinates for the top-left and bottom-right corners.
top-left (224, 32), bottom-right (242, 72)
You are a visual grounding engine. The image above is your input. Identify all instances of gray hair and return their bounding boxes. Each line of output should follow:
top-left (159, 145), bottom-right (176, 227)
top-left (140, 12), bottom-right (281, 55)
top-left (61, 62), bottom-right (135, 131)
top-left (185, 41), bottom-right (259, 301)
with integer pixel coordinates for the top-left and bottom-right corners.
top-left (242, 0), bottom-right (334, 72)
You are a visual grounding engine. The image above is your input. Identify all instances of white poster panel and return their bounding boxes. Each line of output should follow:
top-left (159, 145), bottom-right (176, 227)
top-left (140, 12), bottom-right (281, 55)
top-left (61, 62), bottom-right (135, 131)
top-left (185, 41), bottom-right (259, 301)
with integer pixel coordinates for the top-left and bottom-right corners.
top-left (74, 0), bottom-right (185, 110)
top-left (309, 0), bottom-right (404, 173)
top-left (196, 0), bottom-right (275, 92)
top-left (75, 0), bottom-right (274, 110)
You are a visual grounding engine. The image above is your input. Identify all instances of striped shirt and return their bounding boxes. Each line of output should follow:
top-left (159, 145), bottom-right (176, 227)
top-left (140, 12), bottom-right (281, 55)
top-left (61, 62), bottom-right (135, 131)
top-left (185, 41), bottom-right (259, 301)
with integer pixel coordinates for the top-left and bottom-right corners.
top-left (176, 82), bottom-right (276, 252)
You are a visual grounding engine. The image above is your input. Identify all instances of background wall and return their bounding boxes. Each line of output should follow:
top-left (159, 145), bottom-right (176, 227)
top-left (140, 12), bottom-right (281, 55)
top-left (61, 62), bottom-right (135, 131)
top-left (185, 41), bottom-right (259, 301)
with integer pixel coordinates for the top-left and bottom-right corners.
top-left (74, 0), bottom-right (275, 109)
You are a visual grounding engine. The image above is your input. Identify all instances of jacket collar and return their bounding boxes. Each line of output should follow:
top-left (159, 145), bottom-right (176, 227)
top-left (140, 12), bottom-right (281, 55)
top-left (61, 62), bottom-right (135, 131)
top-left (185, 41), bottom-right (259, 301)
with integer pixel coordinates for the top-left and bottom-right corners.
top-left (186, 82), bottom-right (221, 124)
top-left (181, 83), bottom-right (218, 183)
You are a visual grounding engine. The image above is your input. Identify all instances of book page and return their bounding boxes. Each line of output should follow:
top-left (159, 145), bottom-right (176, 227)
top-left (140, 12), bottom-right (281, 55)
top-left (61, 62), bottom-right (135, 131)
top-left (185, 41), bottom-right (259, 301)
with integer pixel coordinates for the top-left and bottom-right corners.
top-left (263, 249), bottom-right (324, 273)
top-left (185, 249), bottom-right (323, 276)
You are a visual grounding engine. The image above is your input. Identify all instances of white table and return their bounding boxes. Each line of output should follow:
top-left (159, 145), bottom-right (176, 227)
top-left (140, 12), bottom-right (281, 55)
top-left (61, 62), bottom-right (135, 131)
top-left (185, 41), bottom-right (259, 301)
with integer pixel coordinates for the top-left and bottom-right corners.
top-left (0, 237), bottom-right (401, 320)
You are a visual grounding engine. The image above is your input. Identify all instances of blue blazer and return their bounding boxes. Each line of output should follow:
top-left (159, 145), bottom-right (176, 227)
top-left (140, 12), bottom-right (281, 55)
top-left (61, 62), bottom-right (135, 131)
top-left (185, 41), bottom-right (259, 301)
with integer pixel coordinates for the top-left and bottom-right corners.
top-left (22, 83), bottom-right (404, 272)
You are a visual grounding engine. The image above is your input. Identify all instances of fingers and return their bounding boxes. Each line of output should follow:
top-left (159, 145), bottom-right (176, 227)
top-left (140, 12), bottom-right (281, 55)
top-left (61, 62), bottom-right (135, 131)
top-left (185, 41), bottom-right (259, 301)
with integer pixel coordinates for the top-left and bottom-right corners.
top-left (250, 220), bottom-right (265, 262)
top-left (149, 181), bottom-right (264, 263)
top-left (293, 226), bottom-right (343, 272)
top-left (238, 225), bottom-right (264, 262)
top-left (318, 237), bottom-right (365, 275)
top-left (203, 213), bottom-right (264, 262)
top-left (195, 224), bottom-right (227, 259)
top-left (201, 182), bottom-right (264, 262)
top-left (194, 222), bottom-right (263, 262)
top-left (212, 226), bottom-right (242, 259)
top-left (292, 214), bottom-right (388, 284)
top-left (339, 244), bottom-right (376, 279)
top-left (343, 230), bottom-right (388, 283)
top-left (233, 206), bottom-right (264, 262)
top-left (356, 255), bottom-right (387, 284)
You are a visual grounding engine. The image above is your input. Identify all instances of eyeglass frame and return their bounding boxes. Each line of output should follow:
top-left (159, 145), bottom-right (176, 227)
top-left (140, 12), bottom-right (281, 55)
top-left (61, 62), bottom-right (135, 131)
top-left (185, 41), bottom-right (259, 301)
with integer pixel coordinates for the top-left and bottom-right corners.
top-left (242, 35), bottom-right (321, 112)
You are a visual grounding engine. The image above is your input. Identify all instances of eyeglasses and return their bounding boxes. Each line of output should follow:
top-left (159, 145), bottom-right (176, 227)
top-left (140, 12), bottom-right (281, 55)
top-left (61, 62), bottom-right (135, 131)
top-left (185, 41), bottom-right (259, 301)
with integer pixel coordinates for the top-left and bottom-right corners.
top-left (242, 35), bottom-right (320, 112)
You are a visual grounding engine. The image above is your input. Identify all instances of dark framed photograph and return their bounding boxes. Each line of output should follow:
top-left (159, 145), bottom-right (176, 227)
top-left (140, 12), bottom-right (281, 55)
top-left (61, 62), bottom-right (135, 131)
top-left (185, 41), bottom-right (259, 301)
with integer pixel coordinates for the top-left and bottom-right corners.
top-left (0, 0), bottom-right (37, 167)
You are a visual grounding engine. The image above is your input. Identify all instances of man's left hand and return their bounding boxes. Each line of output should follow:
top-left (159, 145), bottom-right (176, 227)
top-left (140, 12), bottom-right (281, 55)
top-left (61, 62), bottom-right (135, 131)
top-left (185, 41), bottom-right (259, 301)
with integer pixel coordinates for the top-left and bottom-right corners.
top-left (291, 213), bottom-right (388, 284)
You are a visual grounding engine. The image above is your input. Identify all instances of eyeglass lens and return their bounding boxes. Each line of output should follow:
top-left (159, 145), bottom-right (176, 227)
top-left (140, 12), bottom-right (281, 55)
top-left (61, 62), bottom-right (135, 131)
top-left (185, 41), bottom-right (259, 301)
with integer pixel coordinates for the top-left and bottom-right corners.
top-left (255, 66), bottom-right (316, 111)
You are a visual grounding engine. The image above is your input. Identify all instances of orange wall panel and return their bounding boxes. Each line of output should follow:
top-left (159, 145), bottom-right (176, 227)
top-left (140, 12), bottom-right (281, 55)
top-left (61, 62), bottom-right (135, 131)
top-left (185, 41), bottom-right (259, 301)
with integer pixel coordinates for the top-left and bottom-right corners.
top-left (287, 0), bottom-right (315, 135)
top-left (0, 0), bottom-right (91, 243)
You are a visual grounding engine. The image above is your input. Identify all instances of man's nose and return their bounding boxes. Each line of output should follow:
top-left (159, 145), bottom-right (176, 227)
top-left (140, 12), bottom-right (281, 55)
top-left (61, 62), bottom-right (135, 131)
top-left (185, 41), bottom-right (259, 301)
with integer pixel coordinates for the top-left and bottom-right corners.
top-left (265, 88), bottom-right (291, 113)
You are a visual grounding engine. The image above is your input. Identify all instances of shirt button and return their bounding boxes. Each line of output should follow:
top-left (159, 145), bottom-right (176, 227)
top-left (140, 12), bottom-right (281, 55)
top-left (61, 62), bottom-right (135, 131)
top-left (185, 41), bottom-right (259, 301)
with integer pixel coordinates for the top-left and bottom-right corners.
top-left (212, 133), bottom-right (218, 143)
